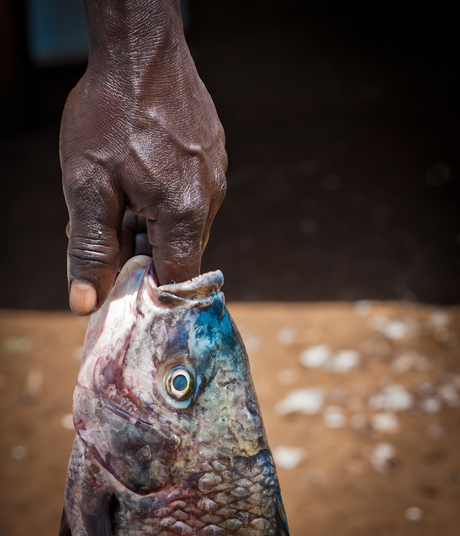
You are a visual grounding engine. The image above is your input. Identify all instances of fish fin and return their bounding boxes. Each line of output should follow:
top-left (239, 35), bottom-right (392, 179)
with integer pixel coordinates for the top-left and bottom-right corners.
top-left (276, 493), bottom-right (290, 535)
top-left (58, 507), bottom-right (71, 536)
top-left (81, 501), bottom-right (114, 536)
top-left (78, 438), bottom-right (116, 536)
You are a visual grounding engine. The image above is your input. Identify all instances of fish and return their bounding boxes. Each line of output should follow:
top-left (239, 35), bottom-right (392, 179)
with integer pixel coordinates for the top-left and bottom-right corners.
top-left (59, 255), bottom-right (289, 536)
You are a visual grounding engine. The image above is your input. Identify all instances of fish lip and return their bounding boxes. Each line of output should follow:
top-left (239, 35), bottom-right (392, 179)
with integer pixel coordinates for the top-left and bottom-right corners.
top-left (154, 269), bottom-right (224, 295)
top-left (145, 267), bottom-right (224, 303)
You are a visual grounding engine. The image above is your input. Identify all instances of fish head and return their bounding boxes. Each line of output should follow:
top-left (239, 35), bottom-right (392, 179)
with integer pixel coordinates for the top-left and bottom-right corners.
top-left (74, 256), bottom-right (267, 495)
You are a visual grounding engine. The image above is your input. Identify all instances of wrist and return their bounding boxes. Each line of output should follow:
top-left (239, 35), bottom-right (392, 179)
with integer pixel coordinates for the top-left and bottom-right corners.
top-left (83, 0), bottom-right (186, 79)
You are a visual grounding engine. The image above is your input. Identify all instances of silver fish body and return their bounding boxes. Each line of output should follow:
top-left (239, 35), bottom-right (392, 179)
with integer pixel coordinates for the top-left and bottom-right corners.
top-left (60, 256), bottom-right (289, 535)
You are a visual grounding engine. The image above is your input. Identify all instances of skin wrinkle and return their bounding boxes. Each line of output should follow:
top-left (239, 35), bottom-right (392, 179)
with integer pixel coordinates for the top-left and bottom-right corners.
top-left (69, 232), bottom-right (120, 252)
top-left (68, 252), bottom-right (113, 268)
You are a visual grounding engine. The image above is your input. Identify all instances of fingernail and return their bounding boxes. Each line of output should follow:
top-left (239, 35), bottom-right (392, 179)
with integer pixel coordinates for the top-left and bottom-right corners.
top-left (70, 280), bottom-right (97, 315)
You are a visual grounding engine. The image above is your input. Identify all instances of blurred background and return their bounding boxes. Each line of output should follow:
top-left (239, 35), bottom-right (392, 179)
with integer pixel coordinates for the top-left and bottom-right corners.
top-left (1, 0), bottom-right (459, 308)
top-left (1, 2), bottom-right (460, 536)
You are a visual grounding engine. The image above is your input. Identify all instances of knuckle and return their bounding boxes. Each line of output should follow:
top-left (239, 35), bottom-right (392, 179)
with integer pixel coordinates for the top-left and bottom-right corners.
top-left (65, 179), bottom-right (120, 224)
top-left (169, 188), bottom-right (209, 224)
top-left (64, 158), bottom-right (116, 196)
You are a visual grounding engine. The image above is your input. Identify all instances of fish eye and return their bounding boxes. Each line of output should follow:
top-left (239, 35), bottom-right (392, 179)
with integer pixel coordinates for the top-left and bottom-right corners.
top-left (165, 366), bottom-right (193, 401)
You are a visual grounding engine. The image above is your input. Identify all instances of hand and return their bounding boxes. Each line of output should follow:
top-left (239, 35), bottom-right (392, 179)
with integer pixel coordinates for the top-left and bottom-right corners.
top-left (60, 0), bottom-right (227, 315)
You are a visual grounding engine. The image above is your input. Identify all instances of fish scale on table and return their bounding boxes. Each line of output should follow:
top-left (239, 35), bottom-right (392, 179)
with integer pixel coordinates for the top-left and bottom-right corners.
top-left (59, 255), bottom-right (289, 535)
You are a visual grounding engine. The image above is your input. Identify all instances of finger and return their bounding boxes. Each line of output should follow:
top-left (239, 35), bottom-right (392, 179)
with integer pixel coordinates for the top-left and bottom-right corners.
top-left (134, 233), bottom-right (151, 257)
top-left (146, 209), bottom-right (207, 286)
top-left (119, 211), bottom-right (151, 269)
top-left (144, 177), bottom-right (226, 286)
top-left (63, 162), bottom-right (124, 314)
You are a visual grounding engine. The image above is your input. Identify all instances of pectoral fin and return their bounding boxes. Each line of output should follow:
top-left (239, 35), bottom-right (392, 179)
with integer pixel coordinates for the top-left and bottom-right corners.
top-left (77, 435), bottom-right (115, 536)
top-left (81, 499), bottom-right (113, 536)
top-left (58, 507), bottom-right (71, 536)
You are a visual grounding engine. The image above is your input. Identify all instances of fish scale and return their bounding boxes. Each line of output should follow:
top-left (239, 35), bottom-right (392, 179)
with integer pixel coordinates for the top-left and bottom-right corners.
top-left (107, 451), bottom-right (282, 535)
top-left (60, 256), bottom-right (289, 535)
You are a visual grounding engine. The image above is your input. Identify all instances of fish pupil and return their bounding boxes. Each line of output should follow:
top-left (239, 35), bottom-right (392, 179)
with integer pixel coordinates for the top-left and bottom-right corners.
top-left (173, 374), bottom-right (188, 392)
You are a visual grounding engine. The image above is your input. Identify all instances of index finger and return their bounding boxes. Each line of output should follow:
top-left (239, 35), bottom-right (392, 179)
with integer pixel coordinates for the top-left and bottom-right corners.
top-left (146, 213), bottom-right (207, 285)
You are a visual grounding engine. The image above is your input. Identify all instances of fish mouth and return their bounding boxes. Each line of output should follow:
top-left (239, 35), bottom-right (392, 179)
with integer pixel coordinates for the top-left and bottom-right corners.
top-left (143, 262), bottom-right (225, 309)
top-left (152, 267), bottom-right (224, 298)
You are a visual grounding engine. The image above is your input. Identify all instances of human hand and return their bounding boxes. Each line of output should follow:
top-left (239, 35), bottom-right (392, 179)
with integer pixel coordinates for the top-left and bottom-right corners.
top-left (60, 0), bottom-right (227, 315)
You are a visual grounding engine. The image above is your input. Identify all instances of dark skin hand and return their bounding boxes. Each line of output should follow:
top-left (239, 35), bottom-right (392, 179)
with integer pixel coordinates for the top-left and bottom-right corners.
top-left (60, 0), bottom-right (227, 314)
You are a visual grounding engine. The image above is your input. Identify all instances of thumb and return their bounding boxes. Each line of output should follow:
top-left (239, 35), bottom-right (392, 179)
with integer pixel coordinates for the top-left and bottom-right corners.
top-left (64, 164), bottom-right (123, 315)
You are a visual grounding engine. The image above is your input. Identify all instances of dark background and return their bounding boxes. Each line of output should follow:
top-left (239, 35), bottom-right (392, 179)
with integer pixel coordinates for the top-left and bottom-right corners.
top-left (1, 0), bottom-right (459, 309)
